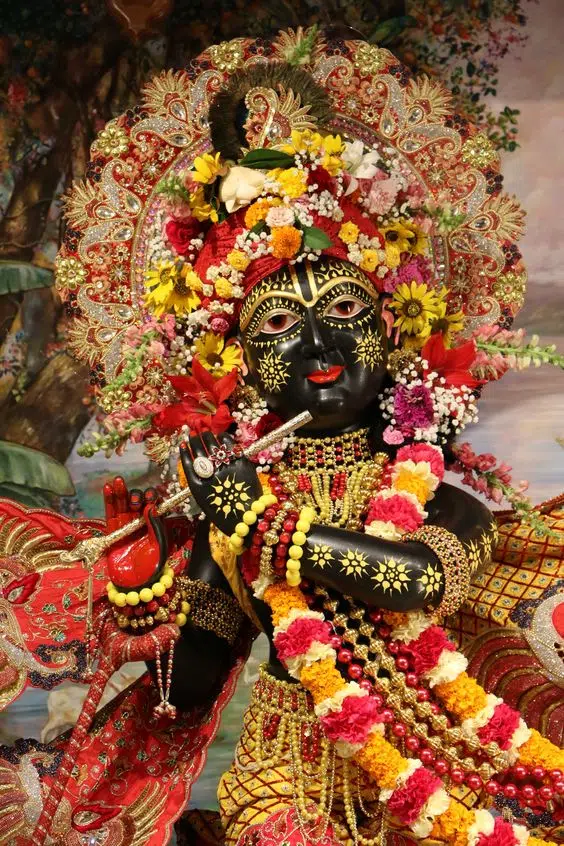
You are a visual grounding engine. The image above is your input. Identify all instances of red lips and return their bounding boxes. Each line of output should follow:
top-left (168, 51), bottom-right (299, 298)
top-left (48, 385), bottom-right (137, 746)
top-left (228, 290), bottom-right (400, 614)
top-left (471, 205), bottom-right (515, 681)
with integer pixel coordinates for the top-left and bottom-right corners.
top-left (306, 365), bottom-right (345, 385)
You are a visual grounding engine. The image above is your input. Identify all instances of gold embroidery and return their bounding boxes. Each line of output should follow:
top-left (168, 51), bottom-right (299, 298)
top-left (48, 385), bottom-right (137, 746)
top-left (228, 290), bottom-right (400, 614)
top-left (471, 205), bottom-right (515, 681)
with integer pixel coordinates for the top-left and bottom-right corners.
top-left (208, 475), bottom-right (252, 517)
top-left (371, 557), bottom-right (411, 594)
top-left (244, 85), bottom-right (319, 150)
top-left (354, 329), bottom-right (384, 370)
top-left (461, 133), bottom-right (498, 169)
top-left (353, 43), bottom-right (386, 74)
top-left (257, 350), bottom-right (291, 393)
top-left (208, 38), bottom-right (246, 73)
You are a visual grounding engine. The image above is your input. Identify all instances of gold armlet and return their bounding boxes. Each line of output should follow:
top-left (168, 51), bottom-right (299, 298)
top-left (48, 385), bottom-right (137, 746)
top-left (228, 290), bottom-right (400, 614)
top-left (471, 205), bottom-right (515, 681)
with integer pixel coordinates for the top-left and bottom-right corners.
top-left (405, 525), bottom-right (470, 618)
top-left (179, 577), bottom-right (244, 646)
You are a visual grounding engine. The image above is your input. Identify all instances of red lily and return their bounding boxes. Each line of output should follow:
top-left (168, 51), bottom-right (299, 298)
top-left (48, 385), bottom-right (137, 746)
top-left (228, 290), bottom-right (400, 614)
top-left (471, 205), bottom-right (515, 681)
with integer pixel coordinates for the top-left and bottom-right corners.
top-left (421, 333), bottom-right (483, 389)
top-left (153, 358), bottom-right (238, 435)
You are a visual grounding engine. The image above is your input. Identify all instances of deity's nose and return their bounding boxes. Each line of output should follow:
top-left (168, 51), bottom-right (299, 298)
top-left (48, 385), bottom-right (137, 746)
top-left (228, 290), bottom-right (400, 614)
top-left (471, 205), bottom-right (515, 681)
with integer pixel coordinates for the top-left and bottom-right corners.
top-left (301, 307), bottom-right (333, 361)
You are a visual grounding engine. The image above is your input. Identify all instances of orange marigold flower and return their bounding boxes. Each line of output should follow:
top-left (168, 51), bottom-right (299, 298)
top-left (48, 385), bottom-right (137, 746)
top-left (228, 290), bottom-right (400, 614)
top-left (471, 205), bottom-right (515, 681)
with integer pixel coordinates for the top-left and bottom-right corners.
top-left (271, 226), bottom-right (302, 259)
top-left (264, 582), bottom-right (308, 626)
top-left (300, 658), bottom-right (345, 704)
top-left (244, 199), bottom-right (274, 229)
top-left (435, 672), bottom-right (488, 721)
top-left (382, 611), bottom-right (410, 628)
top-left (430, 800), bottom-right (473, 846)
top-left (393, 469), bottom-right (433, 506)
top-left (355, 732), bottom-right (409, 791)
top-left (518, 728), bottom-right (564, 771)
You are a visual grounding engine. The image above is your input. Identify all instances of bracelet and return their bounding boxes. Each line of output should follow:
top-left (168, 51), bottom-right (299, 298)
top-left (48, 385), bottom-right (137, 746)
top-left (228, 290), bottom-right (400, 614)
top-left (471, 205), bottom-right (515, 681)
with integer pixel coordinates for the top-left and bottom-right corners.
top-left (108, 563), bottom-right (190, 630)
top-left (229, 492), bottom-right (278, 554)
top-left (285, 506), bottom-right (316, 586)
top-left (405, 525), bottom-right (470, 617)
top-left (181, 578), bottom-right (244, 646)
top-left (261, 501), bottom-right (294, 579)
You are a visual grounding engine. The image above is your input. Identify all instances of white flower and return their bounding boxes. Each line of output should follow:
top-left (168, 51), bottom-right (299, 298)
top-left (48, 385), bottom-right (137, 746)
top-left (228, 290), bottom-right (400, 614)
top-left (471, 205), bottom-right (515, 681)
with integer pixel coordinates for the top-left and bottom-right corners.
top-left (266, 206), bottom-right (295, 227)
top-left (343, 140), bottom-right (381, 178)
top-left (219, 166), bottom-right (266, 213)
top-left (425, 649), bottom-right (468, 687)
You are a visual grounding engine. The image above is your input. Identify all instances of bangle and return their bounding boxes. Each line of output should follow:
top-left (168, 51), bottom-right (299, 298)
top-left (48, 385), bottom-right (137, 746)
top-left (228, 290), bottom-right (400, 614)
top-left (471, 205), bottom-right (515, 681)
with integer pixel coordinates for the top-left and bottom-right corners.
top-left (108, 562), bottom-right (190, 630)
top-left (229, 492), bottom-right (278, 554)
top-left (181, 578), bottom-right (244, 646)
top-left (405, 525), bottom-right (470, 617)
top-left (285, 506), bottom-right (316, 586)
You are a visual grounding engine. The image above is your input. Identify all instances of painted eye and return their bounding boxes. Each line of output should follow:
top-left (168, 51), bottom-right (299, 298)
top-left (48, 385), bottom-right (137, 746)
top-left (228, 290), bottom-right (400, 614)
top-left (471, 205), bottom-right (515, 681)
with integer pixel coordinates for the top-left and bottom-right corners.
top-left (323, 295), bottom-right (368, 320)
top-left (256, 309), bottom-right (301, 336)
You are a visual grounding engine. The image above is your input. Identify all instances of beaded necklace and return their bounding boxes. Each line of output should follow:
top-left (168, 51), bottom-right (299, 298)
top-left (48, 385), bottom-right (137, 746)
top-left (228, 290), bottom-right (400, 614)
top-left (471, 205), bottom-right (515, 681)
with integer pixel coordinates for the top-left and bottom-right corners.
top-left (273, 429), bottom-right (388, 531)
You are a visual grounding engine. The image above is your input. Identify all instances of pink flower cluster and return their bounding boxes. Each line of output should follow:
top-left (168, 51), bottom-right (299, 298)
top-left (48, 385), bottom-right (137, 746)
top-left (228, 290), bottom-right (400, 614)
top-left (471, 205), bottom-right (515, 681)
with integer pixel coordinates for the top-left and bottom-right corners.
top-left (319, 693), bottom-right (384, 746)
top-left (477, 702), bottom-right (521, 750)
top-left (449, 441), bottom-right (528, 505)
top-left (402, 625), bottom-right (455, 676)
top-left (396, 443), bottom-right (445, 482)
top-left (274, 616), bottom-right (331, 663)
top-left (387, 766), bottom-right (442, 825)
top-left (365, 492), bottom-right (422, 533)
top-left (476, 817), bottom-right (519, 846)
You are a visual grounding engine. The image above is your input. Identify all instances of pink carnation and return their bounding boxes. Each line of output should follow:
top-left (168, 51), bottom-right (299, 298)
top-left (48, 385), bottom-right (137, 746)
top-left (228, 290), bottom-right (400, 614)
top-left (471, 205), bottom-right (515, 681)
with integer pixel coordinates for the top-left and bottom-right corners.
top-left (274, 617), bottom-right (331, 663)
top-left (320, 694), bottom-right (383, 745)
top-left (476, 817), bottom-right (519, 846)
top-left (383, 425), bottom-right (405, 445)
top-left (477, 703), bottom-right (520, 750)
top-left (266, 206), bottom-right (296, 228)
top-left (209, 316), bottom-right (230, 334)
top-left (404, 626), bottom-right (455, 675)
top-left (366, 493), bottom-right (422, 533)
top-left (387, 767), bottom-right (442, 825)
top-left (396, 444), bottom-right (445, 482)
top-left (366, 176), bottom-right (400, 215)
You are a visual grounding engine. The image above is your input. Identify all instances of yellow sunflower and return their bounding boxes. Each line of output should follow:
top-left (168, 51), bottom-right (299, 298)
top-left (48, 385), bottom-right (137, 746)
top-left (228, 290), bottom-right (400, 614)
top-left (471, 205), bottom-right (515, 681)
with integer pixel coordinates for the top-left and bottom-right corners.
top-left (145, 261), bottom-right (202, 316)
top-left (429, 297), bottom-right (465, 344)
top-left (402, 222), bottom-right (429, 256)
top-left (389, 281), bottom-right (439, 336)
top-left (192, 152), bottom-right (226, 185)
top-left (194, 333), bottom-right (243, 377)
top-left (380, 223), bottom-right (414, 269)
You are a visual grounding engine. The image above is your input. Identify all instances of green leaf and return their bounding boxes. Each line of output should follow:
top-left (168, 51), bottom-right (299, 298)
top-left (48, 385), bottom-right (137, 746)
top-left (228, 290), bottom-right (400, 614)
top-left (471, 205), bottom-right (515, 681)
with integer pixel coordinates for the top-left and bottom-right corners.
top-left (368, 16), bottom-right (416, 45)
top-left (0, 440), bottom-right (75, 496)
top-left (0, 261), bottom-right (53, 295)
top-left (302, 226), bottom-right (332, 251)
top-left (249, 220), bottom-right (267, 235)
top-left (238, 149), bottom-right (295, 170)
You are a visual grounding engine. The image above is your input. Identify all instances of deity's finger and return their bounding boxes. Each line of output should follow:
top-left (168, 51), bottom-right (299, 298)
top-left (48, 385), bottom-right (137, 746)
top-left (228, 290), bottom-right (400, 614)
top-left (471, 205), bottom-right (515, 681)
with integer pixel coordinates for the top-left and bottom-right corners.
top-left (103, 482), bottom-right (116, 525)
top-left (129, 488), bottom-right (143, 513)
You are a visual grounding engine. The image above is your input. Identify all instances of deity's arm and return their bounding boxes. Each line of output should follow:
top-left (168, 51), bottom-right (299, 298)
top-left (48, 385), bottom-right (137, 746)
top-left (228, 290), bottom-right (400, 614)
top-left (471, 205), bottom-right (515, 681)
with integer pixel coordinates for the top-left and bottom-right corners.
top-left (297, 483), bottom-right (496, 611)
top-left (149, 519), bottom-right (242, 709)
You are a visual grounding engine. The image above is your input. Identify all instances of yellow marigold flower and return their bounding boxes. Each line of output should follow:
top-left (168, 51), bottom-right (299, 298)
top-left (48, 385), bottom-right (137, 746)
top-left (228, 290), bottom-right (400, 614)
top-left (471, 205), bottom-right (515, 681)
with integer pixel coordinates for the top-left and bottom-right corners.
top-left (144, 261), bottom-right (202, 316)
top-left (380, 222), bottom-right (413, 269)
top-left (271, 167), bottom-right (308, 199)
top-left (264, 582), bottom-right (308, 626)
top-left (244, 199), bottom-right (275, 229)
top-left (355, 732), bottom-right (409, 791)
top-left (338, 222), bottom-right (360, 244)
top-left (300, 658), bottom-right (345, 705)
top-left (360, 249), bottom-right (379, 272)
top-left (517, 728), bottom-right (564, 771)
top-left (435, 672), bottom-right (488, 722)
top-left (281, 129), bottom-right (324, 156)
top-left (214, 277), bottom-right (233, 299)
top-left (227, 250), bottom-right (250, 271)
top-left (189, 186), bottom-right (218, 222)
top-left (430, 800), bottom-right (473, 846)
top-left (271, 225), bottom-right (302, 259)
top-left (194, 333), bottom-right (243, 377)
top-left (192, 152), bottom-right (226, 185)
top-left (393, 468), bottom-right (433, 506)
top-left (390, 281), bottom-right (439, 336)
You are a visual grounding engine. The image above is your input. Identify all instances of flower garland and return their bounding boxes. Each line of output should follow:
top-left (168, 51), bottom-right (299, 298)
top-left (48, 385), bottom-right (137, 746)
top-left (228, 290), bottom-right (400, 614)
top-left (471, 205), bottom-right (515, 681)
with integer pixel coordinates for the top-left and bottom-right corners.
top-left (263, 580), bottom-right (557, 846)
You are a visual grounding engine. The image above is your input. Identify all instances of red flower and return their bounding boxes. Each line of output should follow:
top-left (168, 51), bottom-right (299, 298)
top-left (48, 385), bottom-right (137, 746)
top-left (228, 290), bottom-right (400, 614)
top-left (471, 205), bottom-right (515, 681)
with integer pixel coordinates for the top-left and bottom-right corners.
top-left (255, 411), bottom-right (283, 439)
top-left (274, 617), bottom-right (331, 662)
top-left (404, 625), bottom-right (455, 675)
top-left (165, 216), bottom-right (201, 256)
top-left (307, 165), bottom-right (335, 194)
top-left (387, 766), bottom-right (442, 825)
top-left (477, 703), bottom-right (520, 750)
top-left (153, 358), bottom-right (238, 435)
top-left (320, 694), bottom-right (384, 746)
top-left (476, 817), bottom-right (519, 846)
top-left (421, 333), bottom-right (482, 389)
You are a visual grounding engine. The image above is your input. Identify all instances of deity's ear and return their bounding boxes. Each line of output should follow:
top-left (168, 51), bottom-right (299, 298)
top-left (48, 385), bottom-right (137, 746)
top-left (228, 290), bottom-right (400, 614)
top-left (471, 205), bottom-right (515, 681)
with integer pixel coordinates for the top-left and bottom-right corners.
top-left (225, 336), bottom-right (248, 380)
top-left (380, 296), bottom-right (396, 340)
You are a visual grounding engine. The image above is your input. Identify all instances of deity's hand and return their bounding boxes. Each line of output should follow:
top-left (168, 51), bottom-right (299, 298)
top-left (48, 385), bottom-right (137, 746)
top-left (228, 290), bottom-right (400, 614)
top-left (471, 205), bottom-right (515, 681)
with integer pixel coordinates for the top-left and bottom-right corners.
top-left (102, 476), bottom-right (168, 589)
top-left (180, 432), bottom-right (263, 538)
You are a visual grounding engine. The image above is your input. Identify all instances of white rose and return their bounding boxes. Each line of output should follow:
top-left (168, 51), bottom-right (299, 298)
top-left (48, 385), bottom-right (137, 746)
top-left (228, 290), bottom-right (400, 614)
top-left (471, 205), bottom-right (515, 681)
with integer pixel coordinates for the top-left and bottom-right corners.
top-left (219, 166), bottom-right (266, 213)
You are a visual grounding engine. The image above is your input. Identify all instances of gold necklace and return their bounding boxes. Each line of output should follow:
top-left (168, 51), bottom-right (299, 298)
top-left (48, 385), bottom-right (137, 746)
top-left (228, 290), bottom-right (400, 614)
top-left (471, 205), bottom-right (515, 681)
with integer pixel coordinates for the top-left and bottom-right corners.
top-left (275, 429), bottom-right (388, 531)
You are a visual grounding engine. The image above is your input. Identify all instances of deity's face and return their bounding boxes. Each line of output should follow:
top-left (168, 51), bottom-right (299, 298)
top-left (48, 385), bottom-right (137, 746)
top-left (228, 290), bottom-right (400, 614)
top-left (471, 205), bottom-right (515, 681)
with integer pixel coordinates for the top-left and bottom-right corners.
top-left (239, 258), bottom-right (388, 433)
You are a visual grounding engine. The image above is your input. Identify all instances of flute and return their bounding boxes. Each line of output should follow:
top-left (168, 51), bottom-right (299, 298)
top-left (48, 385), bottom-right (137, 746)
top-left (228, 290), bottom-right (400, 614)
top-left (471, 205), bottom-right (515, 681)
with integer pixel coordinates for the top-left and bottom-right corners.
top-left (60, 410), bottom-right (312, 566)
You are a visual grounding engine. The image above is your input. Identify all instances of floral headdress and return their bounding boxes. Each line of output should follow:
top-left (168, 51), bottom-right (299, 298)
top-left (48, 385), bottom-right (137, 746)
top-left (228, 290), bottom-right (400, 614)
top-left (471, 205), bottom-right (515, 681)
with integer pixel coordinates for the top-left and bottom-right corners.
top-left (55, 28), bottom-right (563, 519)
